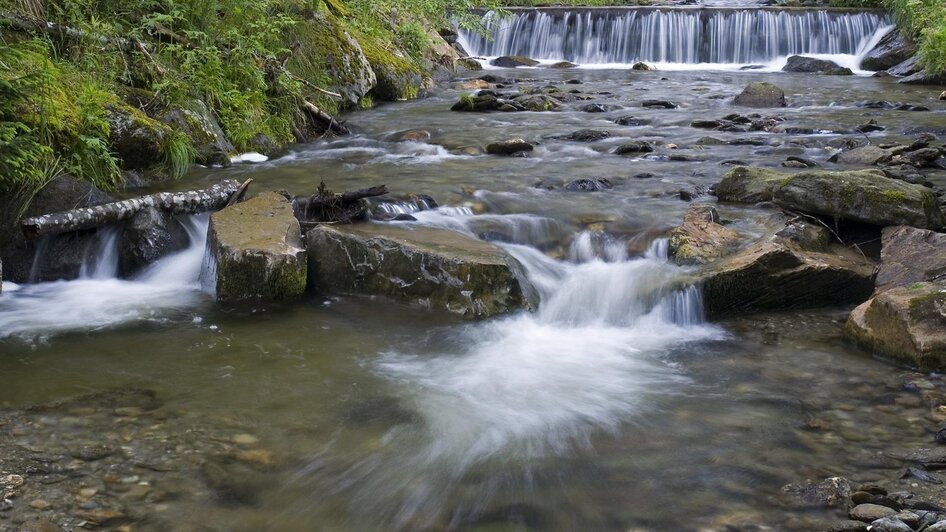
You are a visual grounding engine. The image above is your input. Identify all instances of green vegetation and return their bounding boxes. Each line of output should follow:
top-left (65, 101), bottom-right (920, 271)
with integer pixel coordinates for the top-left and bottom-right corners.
top-left (0, 0), bottom-right (499, 194)
top-left (887, 0), bottom-right (946, 74)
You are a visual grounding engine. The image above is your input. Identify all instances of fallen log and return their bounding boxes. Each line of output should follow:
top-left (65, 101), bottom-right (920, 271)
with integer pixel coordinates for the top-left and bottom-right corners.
top-left (21, 180), bottom-right (242, 238)
top-left (293, 183), bottom-right (388, 224)
top-left (302, 100), bottom-right (350, 136)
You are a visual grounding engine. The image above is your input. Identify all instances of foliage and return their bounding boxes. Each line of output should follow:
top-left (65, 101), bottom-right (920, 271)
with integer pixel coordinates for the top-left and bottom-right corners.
top-left (0, 0), bottom-right (501, 192)
top-left (886, 0), bottom-right (946, 73)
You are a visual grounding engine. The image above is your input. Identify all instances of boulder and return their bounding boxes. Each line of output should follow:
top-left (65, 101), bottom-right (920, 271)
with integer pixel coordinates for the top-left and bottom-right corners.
top-left (641, 99), bottom-right (678, 109)
top-left (105, 104), bottom-right (170, 170)
top-left (834, 145), bottom-right (893, 166)
top-left (550, 61), bottom-right (579, 69)
top-left (613, 141), bottom-right (654, 155)
top-left (486, 138), bottom-right (534, 156)
top-left (782, 55), bottom-right (853, 75)
top-left (734, 82), bottom-right (787, 107)
top-left (455, 57), bottom-right (483, 72)
top-left (715, 167), bottom-right (946, 229)
top-left (876, 226), bottom-right (946, 293)
top-left (867, 517), bottom-right (913, 532)
top-left (700, 234), bottom-right (875, 318)
top-left (614, 115), bottom-right (651, 126)
top-left (846, 281), bottom-right (946, 370)
top-left (0, 175), bottom-right (115, 282)
top-left (860, 29), bottom-right (916, 71)
top-left (512, 94), bottom-right (559, 111)
top-left (490, 55), bottom-right (539, 68)
top-left (118, 207), bottom-right (190, 276)
top-left (364, 45), bottom-right (424, 101)
top-left (305, 223), bottom-right (538, 318)
top-left (205, 192), bottom-right (307, 301)
top-left (304, 14), bottom-right (376, 107)
top-left (886, 56), bottom-right (922, 77)
top-left (559, 129), bottom-right (611, 142)
top-left (451, 94), bottom-right (510, 112)
top-left (668, 205), bottom-right (742, 265)
top-left (160, 101), bottom-right (233, 167)
top-left (899, 69), bottom-right (946, 86)
top-left (631, 61), bottom-right (657, 71)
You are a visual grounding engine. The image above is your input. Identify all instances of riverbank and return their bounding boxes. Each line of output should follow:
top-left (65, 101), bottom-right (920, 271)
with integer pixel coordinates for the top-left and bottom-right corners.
top-left (0, 0), bottom-right (485, 196)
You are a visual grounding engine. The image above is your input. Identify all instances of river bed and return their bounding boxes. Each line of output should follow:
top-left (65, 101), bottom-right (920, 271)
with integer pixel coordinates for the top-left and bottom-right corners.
top-left (1, 63), bottom-right (945, 531)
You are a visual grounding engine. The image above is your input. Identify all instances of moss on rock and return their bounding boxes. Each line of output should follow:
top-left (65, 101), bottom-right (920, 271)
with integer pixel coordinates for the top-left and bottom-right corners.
top-left (206, 192), bottom-right (307, 301)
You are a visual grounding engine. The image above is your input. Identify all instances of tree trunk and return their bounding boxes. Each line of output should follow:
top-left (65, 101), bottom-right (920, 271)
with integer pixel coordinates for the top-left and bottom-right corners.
top-left (21, 180), bottom-right (243, 238)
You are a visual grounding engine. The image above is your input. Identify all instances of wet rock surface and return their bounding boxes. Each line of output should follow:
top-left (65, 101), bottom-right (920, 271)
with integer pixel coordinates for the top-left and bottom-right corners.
top-left (206, 192), bottom-right (307, 301)
top-left (306, 223), bottom-right (538, 318)
top-left (667, 204), bottom-right (742, 265)
top-left (733, 81), bottom-right (786, 107)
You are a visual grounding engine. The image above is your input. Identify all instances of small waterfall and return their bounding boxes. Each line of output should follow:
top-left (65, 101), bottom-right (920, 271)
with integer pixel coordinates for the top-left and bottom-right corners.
top-left (460, 8), bottom-right (891, 64)
top-left (79, 226), bottom-right (121, 279)
top-left (0, 215), bottom-right (210, 339)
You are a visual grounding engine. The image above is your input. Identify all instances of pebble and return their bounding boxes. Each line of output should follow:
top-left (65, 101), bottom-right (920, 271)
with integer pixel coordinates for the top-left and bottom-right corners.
top-left (113, 407), bottom-right (145, 417)
top-left (850, 503), bottom-right (897, 522)
top-left (232, 433), bottom-right (259, 445)
top-left (79, 488), bottom-right (98, 498)
top-left (29, 499), bottom-right (51, 510)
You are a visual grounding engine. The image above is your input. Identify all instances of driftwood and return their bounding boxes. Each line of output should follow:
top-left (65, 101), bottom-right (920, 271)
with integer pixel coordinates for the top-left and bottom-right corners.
top-left (302, 101), bottom-right (350, 136)
top-left (21, 180), bottom-right (243, 238)
top-left (293, 183), bottom-right (388, 225)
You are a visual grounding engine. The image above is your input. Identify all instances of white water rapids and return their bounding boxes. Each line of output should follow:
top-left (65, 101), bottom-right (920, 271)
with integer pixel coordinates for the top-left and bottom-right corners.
top-left (0, 215), bottom-right (209, 340)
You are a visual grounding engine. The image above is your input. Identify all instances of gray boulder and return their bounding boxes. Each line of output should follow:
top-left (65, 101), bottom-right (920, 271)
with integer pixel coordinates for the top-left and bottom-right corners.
top-left (631, 61), bottom-right (657, 71)
top-left (700, 233), bottom-right (875, 318)
top-left (160, 101), bottom-right (233, 167)
top-left (834, 145), bottom-right (893, 166)
top-left (887, 56), bottom-right (922, 77)
top-left (118, 207), bottom-right (190, 276)
top-left (491, 55), bottom-right (539, 68)
top-left (734, 82), bottom-right (786, 108)
top-left (715, 167), bottom-right (945, 229)
top-left (867, 517), bottom-right (913, 532)
top-left (668, 205), bottom-right (742, 265)
top-left (614, 141), bottom-right (654, 155)
top-left (308, 14), bottom-right (376, 107)
top-left (846, 281), bottom-right (946, 370)
top-left (306, 223), bottom-right (538, 318)
top-left (782, 55), bottom-right (853, 75)
top-left (205, 192), bottom-right (307, 301)
top-left (486, 138), bottom-right (534, 155)
top-left (860, 29), bottom-right (916, 71)
top-left (899, 69), bottom-right (946, 86)
top-left (875, 225), bottom-right (946, 293)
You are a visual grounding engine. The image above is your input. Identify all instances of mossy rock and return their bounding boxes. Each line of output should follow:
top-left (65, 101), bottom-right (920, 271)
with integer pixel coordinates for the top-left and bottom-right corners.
top-left (455, 57), bottom-right (483, 72)
top-left (846, 281), bottom-right (946, 371)
top-left (716, 166), bottom-right (946, 229)
top-left (105, 104), bottom-right (171, 170)
top-left (306, 223), bottom-right (538, 318)
top-left (206, 192), bottom-right (307, 302)
top-left (295, 15), bottom-right (376, 108)
top-left (733, 82), bottom-right (786, 108)
top-left (360, 39), bottom-right (424, 101)
top-left (160, 100), bottom-right (233, 167)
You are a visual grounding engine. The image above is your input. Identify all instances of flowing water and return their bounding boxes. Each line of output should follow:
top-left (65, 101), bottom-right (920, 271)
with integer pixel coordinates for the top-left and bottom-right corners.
top-left (2, 11), bottom-right (946, 531)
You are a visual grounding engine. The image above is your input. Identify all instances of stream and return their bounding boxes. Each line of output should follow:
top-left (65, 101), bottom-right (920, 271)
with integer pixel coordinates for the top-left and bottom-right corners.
top-left (1, 7), bottom-right (946, 531)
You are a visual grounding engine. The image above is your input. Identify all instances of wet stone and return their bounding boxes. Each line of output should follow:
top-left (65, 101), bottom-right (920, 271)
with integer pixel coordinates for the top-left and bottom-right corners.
top-left (850, 503), bottom-right (897, 522)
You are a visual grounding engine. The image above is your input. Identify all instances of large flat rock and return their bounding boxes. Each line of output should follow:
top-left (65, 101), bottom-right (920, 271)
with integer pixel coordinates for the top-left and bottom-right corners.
top-left (306, 223), bottom-right (538, 318)
top-left (206, 192), bottom-right (307, 301)
top-left (847, 281), bottom-right (946, 371)
top-left (716, 167), bottom-right (945, 229)
top-left (700, 235), bottom-right (875, 318)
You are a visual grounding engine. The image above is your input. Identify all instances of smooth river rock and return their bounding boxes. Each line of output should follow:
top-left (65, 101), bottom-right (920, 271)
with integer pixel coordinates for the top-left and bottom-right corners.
top-left (849, 503), bottom-right (897, 522)
top-left (846, 281), bottom-right (946, 371)
top-left (733, 82), bottom-right (786, 107)
top-left (668, 205), bottom-right (742, 265)
top-left (700, 234), bottom-right (875, 318)
top-left (876, 225), bottom-right (946, 293)
top-left (486, 138), bottom-right (534, 156)
top-left (205, 192), bottom-right (307, 301)
top-left (782, 55), bottom-right (853, 75)
top-left (306, 223), bottom-right (538, 318)
top-left (715, 167), bottom-right (945, 229)
top-left (491, 55), bottom-right (539, 68)
top-left (118, 207), bottom-right (189, 276)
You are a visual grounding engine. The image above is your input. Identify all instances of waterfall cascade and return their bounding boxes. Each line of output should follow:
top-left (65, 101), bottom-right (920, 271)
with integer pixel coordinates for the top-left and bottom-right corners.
top-left (459, 8), bottom-right (892, 65)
